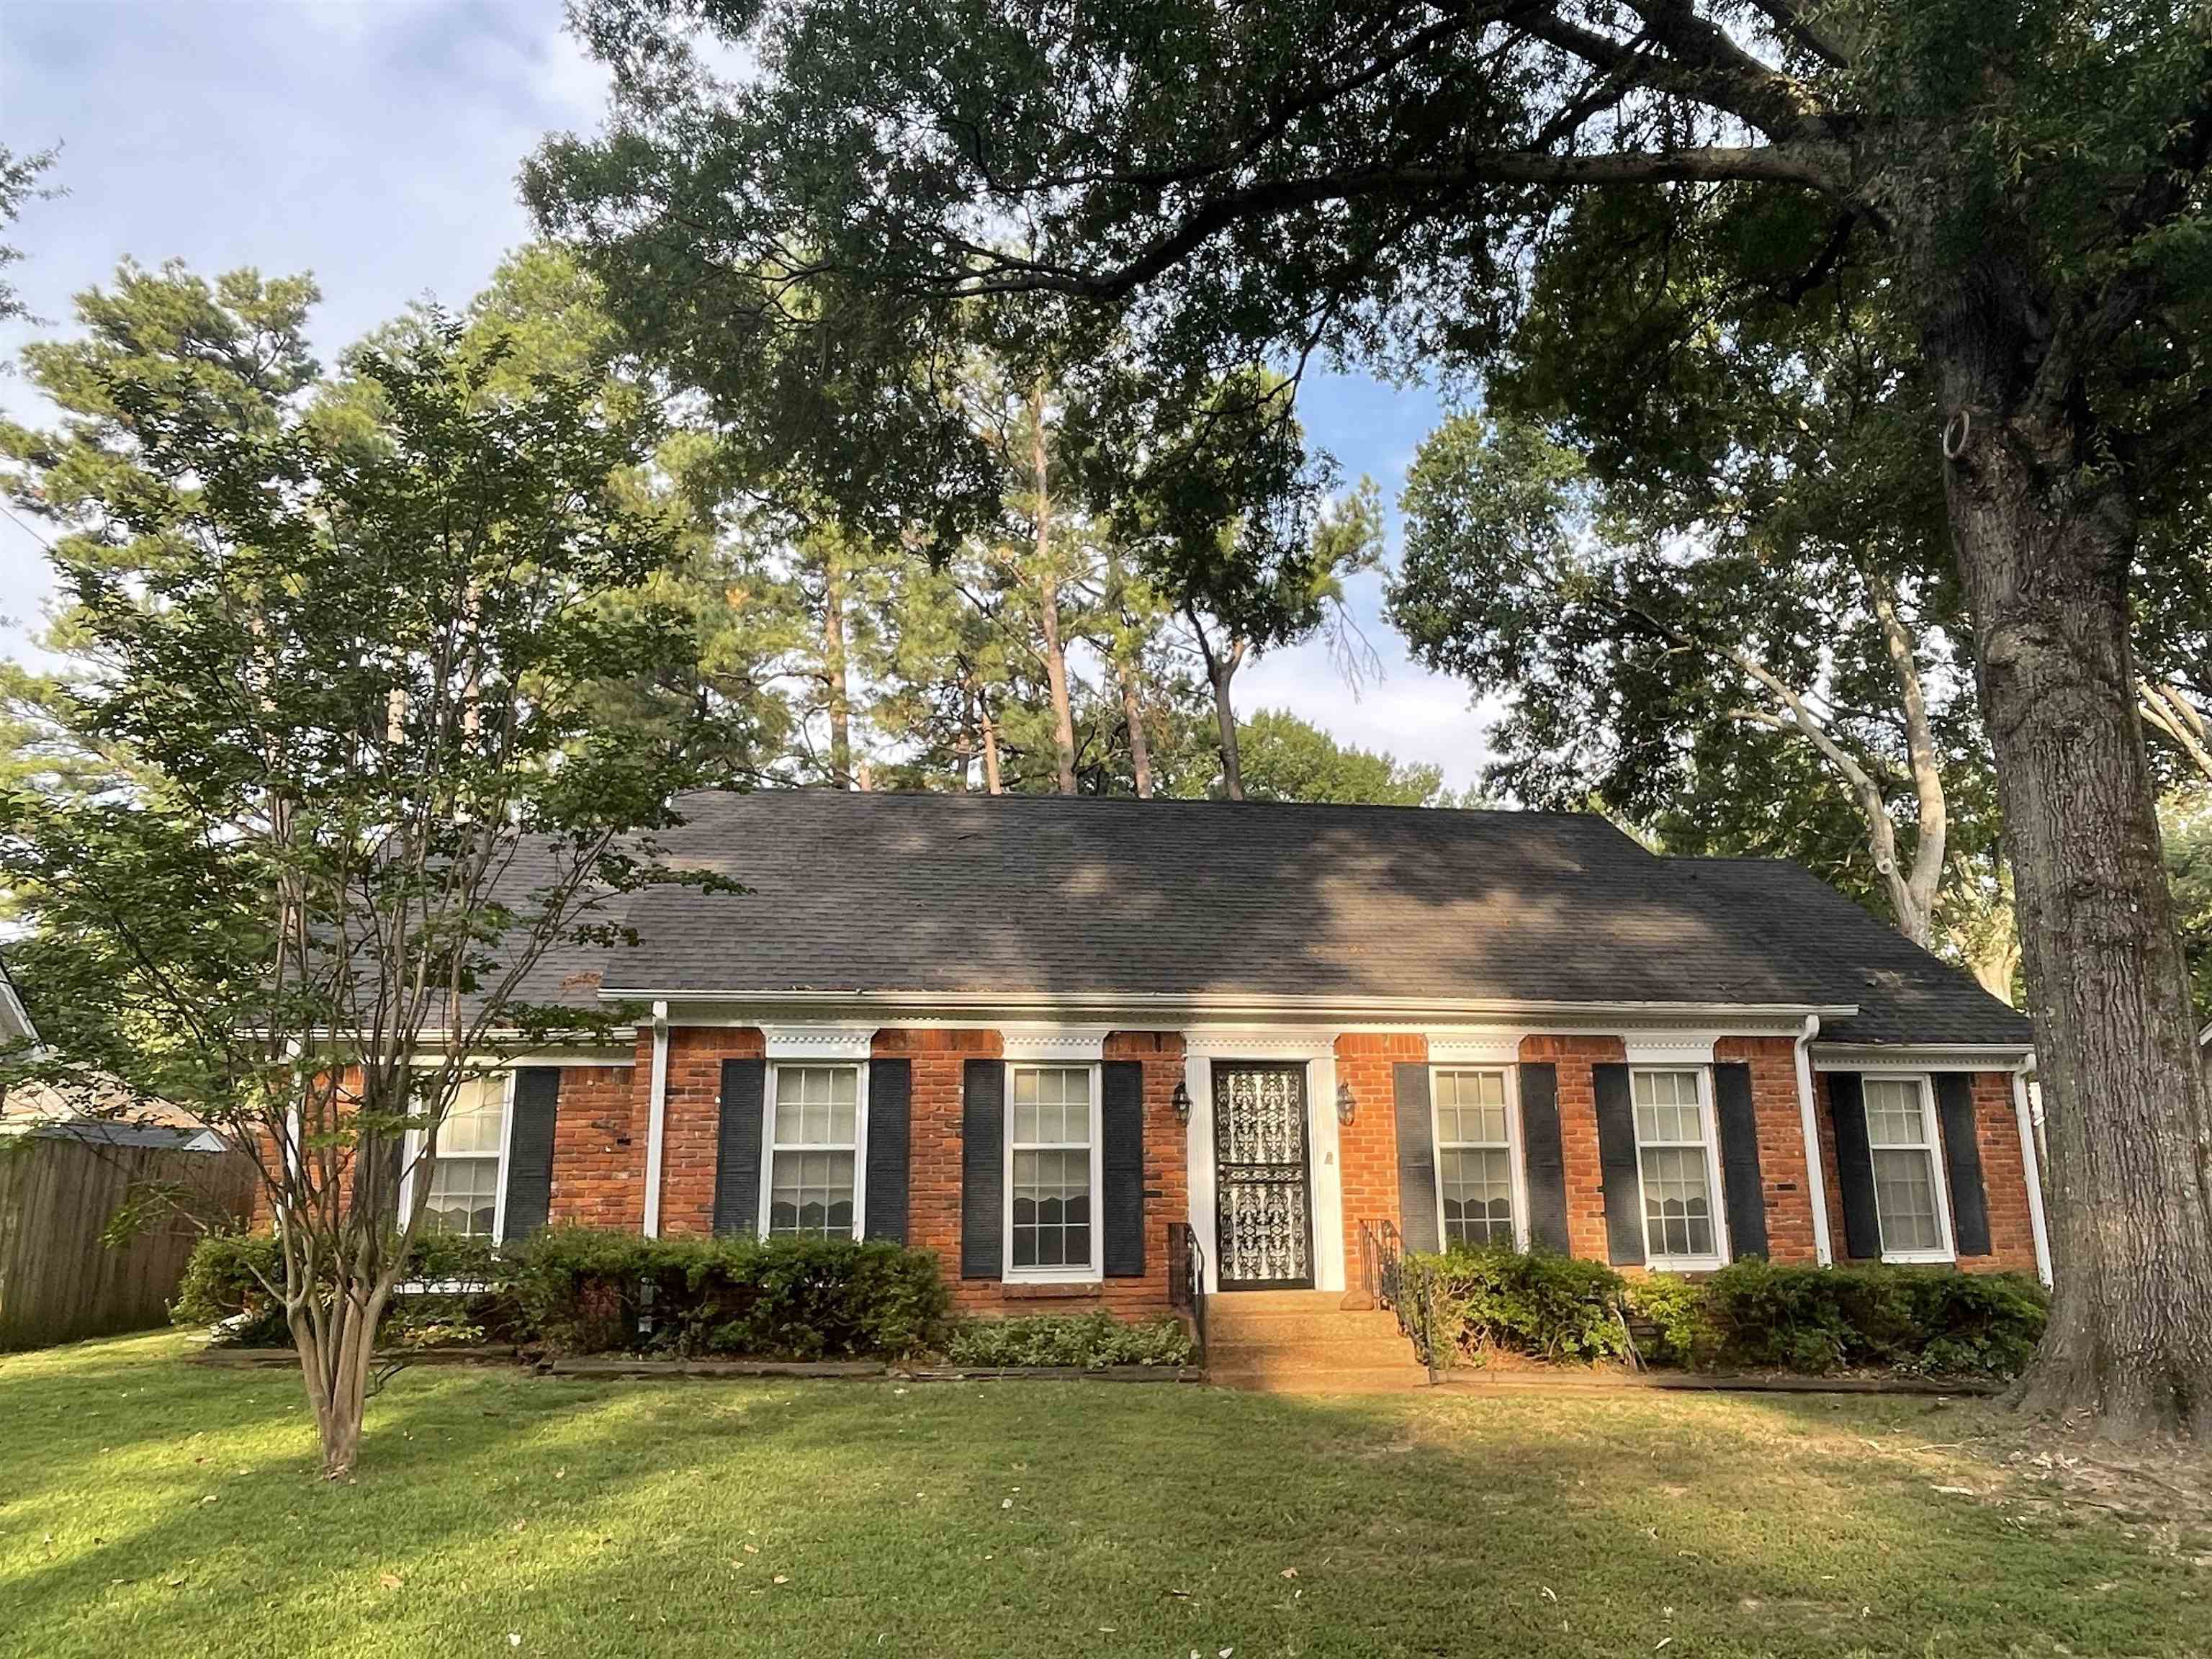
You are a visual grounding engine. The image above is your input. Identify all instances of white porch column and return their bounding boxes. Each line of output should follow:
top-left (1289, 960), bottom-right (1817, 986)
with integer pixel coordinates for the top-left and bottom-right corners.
top-left (1183, 1048), bottom-right (1215, 1292)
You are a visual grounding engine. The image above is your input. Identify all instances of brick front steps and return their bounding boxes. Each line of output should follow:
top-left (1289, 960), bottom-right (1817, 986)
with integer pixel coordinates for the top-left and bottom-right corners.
top-left (1203, 1289), bottom-right (1432, 1393)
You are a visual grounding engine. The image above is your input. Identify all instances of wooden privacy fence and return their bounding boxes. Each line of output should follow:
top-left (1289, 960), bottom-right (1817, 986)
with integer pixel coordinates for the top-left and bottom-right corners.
top-left (0, 1132), bottom-right (254, 1351)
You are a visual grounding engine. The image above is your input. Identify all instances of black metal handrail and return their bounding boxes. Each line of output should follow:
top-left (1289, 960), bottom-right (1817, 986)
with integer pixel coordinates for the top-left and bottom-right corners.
top-left (1166, 1221), bottom-right (1207, 1365)
top-left (1359, 1217), bottom-right (1439, 1381)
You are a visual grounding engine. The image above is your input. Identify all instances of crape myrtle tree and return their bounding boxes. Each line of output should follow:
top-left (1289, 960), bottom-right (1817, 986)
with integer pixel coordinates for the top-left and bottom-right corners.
top-left (0, 286), bottom-right (714, 1476)
top-left (531, 0), bottom-right (2212, 1437)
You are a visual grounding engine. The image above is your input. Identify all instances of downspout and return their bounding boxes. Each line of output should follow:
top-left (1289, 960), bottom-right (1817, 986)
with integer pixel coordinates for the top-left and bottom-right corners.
top-left (1793, 1014), bottom-right (1833, 1267)
top-left (642, 1000), bottom-right (670, 1238)
top-left (2010, 1056), bottom-right (2054, 1287)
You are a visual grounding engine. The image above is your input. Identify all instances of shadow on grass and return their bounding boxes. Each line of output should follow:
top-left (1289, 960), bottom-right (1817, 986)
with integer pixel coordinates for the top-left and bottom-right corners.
top-left (0, 1335), bottom-right (2200, 1659)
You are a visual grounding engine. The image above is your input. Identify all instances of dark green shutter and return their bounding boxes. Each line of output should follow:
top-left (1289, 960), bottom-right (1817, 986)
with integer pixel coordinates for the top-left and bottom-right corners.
top-left (1591, 1064), bottom-right (1645, 1266)
top-left (961, 1058), bottom-right (1004, 1280)
top-left (1393, 1062), bottom-right (1439, 1253)
top-left (500, 1067), bottom-right (561, 1240)
top-left (713, 1058), bottom-right (766, 1236)
top-left (1102, 1060), bottom-right (1145, 1277)
top-left (1518, 1063), bottom-right (1572, 1254)
top-left (1712, 1062), bottom-right (1767, 1260)
top-left (864, 1058), bottom-right (911, 1244)
top-left (1933, 1073), bottom-right (1991, 1257)
top-left (1827, 1071), bottom-right (1881, 1259)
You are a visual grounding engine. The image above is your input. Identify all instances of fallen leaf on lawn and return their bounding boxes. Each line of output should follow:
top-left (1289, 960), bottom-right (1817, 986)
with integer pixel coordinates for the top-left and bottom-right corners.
top-left (165, 1575), bottom-right (186, 1588)
top-left (1219, 1647), bottom-right (1234, 1657)
top-left (508, 1635), bottom-right (521, 1648)
top-left (554, 1470), bottom-right (565, 1481)
top-left (743, 1544), bottom-right (758, 1555)
top-left (1933, 1485), bottom-right (1976, 1496)
top-left (379, 1573), bottom-right (403, 1590)
top-left (200, 1495), bottom-right (219, 1505)
top-left (1655, 1640), bottom-right (1672, 1652)
top-left (1280, 1568), bottom-right (1298, 1580)
top-left (1540, 1586), bottom-right (1557, 1603)
top-left (1001, 1498), bottom-right (1014, 1509)
top-left (511, 1519), bottom-right (527, 1532)
top-left (773, 1575), bottom-right (789, 1586)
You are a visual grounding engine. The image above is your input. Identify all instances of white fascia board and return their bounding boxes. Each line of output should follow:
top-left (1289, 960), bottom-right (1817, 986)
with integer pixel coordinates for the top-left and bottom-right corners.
top-left (611, 989), bottom-right (1857, 1028)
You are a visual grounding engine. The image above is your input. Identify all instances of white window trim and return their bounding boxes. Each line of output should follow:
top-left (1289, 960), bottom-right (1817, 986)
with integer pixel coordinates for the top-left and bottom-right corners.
top-left (1862, 1071), bottom-right (1956, 1265)
top-left (1429, 1064), bottom-right (1529, 1251)
top-left (1002, 1059), bottom-right (1105, 1283)
top-left (398, 1069), bottom-right (516, 1245)
top-left (756, 1060), bottom-right (871, 1241)
top-left (1630, 1066), bottom-right (1732, 1272)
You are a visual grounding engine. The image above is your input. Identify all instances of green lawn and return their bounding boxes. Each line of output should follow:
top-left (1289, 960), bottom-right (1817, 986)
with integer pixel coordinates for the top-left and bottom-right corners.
top-left (1, 1334), bottom-right (2205, 1658)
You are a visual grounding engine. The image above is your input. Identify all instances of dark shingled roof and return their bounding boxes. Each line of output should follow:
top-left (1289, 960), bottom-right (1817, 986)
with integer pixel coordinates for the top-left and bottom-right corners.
top-left (588, 791), bottom-right (2029, 1047)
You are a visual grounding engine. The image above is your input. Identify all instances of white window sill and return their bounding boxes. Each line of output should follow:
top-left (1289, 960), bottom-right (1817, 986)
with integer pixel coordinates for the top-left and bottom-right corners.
top-left (1880, 1249), bottom-right (1956, 1266)
top-left (1645, 1256), bottom-right (1726, 1274)
top-left (1003, 1269), bottom-right (1103, 1286)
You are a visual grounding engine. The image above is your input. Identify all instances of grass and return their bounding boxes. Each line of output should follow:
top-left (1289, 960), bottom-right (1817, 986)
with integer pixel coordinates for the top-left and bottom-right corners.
top-left (1, 1334), bottom-right (2206, 1658)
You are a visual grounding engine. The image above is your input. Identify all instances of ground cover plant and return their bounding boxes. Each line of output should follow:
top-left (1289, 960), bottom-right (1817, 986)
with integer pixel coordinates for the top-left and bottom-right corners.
top-left (1, 1331), bottom-right (2203, 1659)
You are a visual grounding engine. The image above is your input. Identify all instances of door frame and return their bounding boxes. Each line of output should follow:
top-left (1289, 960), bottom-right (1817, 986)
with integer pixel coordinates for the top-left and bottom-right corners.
top-left (1211, 1059), bottom-right (1318, 1291)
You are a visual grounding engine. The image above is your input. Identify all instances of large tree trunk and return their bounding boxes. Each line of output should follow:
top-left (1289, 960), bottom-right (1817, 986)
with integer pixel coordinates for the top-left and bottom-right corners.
top-left (822, 552), bottom-right (855, 788)
top-left (1211, 657), bottom-right (1243, 801)
top-left (1116, 655), bottom-right (1154, 799)
top-left (1028, 387), bottom-right (1079, 795)
top-left (1941, 353), bottom-right (2212, 1438)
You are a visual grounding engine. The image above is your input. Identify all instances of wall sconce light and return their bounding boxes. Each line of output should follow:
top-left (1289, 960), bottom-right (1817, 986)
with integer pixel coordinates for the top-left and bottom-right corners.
top-left (1336, 1082), bottom-right (1357, 1125)
top-left (1172, 1080), bottom-right (1192, 1125)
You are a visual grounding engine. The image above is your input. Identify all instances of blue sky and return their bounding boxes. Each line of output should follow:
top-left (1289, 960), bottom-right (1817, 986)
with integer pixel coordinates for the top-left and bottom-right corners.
top-left (0, 0), bottom-right (1494, 788)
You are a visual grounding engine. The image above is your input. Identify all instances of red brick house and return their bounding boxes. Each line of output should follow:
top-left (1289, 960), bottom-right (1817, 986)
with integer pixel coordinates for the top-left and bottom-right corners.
top-left (413, 792), bottom-right (2049, 1357)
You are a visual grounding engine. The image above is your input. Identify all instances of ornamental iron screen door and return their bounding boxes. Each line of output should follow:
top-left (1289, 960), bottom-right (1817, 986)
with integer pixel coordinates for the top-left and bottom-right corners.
top-left (1213, 1064), bottom-right (1315, 1289)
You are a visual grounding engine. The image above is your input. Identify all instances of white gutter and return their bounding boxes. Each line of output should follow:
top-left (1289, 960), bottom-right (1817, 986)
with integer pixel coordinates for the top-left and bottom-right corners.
top-left (599, 988), bottom-right (1857, 1024)
top-left (1792, 1013), bottom-right (1833, 1267)
top-left (642, 1000), bottom-right (670, 1238)
top-left (2011, 1057), bottom-right (2054, 1287)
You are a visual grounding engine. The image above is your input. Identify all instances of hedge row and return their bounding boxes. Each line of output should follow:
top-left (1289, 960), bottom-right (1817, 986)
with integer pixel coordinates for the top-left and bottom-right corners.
top-left (1407, 1246), bottom-right (2049, 1379)
top-left (174, 1228), bottom-right (1190, 1367)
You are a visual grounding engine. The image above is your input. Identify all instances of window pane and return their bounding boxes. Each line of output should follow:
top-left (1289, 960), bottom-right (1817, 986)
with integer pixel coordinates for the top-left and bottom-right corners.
top-left (1440, 1146), bottom-right (1514, 1246)
top-left (1435, 1070), bottom-right (1509, 1146)
top-left (768, 1148), bottom-right (855, 1236)
top-left (774, 1069), bottom-right (858, 1148)
top-left (1633, 1070), bottom-right (1702, 1144)
top-left (424, 1155), bottom-right (499, 1237)
top-left (1874, 1148), bottom-right (1942, 1252)
top-left (1640, 1145), bottom-right (1715, 1259)
top-left (1012, 1146), bottom-right (1092, 1268)
top-left (439, 1076), bottom-right (507, 1157)
top-left (1864, 1079), bottom-right (1929, 1148)
top-left (1012, 1069), bottom-right (1090, 1147)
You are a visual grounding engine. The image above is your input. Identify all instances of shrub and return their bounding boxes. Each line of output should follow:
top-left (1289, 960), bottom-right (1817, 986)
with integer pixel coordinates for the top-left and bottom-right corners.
top-left (1685, 1259), bottom-right (2048, 1378)
top-left (508, 1228), bottom-right (953, 1359)
top-left (941, 1311), bottom-right (1195, 1369)
top-left (1622, 1272), bottom-right (1717, 1368)
top-left (1413, 1244), bottom-right (1633, 1367)
top-left (174, 1231), bottom-right (516, 1349)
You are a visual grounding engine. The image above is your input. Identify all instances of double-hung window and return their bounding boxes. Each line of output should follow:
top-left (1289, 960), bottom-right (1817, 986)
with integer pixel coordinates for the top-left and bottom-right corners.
top-left (1007, 1064), bottom-right (1098, 1277)
top-left (1433, 1068), bottom-right (1517, 1247)
top-left (1863, 1076), bottom-right (1951, 1262)
top-left (422, 1074), bottom-right (509, 1238)
top-left (1632, 1068), bottom-right (1725, 1268)
top-left (766, 1064), bottom-right (860, 1238)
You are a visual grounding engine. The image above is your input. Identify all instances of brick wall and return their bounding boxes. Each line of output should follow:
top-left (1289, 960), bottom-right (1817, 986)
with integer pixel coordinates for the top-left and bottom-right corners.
top-left (876, 1025), bottom-right (1002, 1302)
top-left (1333, 1032), bottom-right (1426, 1269)
top-left (877, 1027), bottom-right (1187, 1318)
top-left (1814, 1068), bottom-right (2039, 1274)
top-left (546, 1063), bottom-right (643, 1230)
top-left (1712, 1036), bottom-right (1820, 1265)
top-left (1519, 1034), bottom-right (1627, 1262)
top-left (655, 1025), bottom-right (765, 1236)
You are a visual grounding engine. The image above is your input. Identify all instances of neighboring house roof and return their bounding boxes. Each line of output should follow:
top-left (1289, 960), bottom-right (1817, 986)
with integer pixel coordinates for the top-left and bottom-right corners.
top-left (0, 1118), bottom-right (228, 1152)
top-left (587, 791), bottom-right (2030, 1047)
